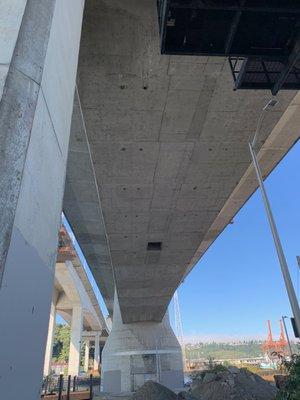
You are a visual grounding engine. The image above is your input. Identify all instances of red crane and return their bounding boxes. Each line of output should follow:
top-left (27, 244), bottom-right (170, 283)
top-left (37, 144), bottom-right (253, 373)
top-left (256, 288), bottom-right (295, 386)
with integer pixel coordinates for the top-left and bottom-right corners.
top-left (262, 320), bottom-right (288, 356)
top-left (262, 320), bottom-right (276, 354)
top-left (275, 319), bottom-right (288, 354)
top-left (57, 227), bottom-right (77, 262)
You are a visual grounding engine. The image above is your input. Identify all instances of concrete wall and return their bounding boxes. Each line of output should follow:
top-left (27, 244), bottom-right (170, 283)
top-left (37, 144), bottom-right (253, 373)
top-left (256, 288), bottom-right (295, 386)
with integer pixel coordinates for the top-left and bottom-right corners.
top-left (0, 0), bottom-right (27, 101)
top-left (101, 292), bottom-right (184, 393)
top-left (0, 1), bottom-right (84, 399)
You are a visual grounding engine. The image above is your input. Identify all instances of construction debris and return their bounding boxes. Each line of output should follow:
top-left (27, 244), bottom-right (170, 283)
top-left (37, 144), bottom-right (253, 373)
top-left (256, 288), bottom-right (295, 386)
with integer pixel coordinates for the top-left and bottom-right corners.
top-left (131, 381), bottom-right (177, 400)
top-left (190, 367), bottom-right (277, 400)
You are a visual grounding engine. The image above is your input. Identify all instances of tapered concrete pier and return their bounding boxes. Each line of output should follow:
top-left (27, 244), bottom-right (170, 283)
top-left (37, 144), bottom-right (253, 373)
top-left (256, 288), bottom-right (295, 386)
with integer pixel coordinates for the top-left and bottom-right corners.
top-left (101, 292), bottom-right (184, 393)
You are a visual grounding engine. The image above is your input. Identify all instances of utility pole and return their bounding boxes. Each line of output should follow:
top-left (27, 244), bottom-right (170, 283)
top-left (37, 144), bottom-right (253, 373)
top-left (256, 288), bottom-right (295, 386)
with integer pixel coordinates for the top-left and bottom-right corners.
top-left (249, 99), bottom-right (300, 337)
top-left (282, 316), bottom-right (293, 356)
top-left (297, 256), bottom-right (300, 302)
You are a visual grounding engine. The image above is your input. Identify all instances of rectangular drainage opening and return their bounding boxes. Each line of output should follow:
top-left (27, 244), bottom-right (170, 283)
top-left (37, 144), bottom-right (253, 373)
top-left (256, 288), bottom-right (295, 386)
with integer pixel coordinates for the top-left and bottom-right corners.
top-left (147, 242), bottom-right (162, 251)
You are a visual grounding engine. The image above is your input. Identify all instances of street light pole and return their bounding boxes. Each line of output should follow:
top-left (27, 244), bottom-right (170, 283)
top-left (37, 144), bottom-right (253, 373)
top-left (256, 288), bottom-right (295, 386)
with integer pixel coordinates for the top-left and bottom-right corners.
top-left (248, 100), bottom-right (300, 338)
top-left (282, 316), bottom-right (293, 356)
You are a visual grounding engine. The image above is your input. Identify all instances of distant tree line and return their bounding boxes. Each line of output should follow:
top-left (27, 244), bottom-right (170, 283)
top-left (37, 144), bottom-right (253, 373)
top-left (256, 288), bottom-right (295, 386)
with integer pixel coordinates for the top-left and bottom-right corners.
top-left (185, 341), bottom-right (264, 360)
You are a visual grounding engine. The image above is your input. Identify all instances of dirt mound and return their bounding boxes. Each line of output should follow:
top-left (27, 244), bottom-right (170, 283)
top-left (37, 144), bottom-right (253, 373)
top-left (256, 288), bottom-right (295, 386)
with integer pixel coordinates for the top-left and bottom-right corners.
top-left (191, 367), bottom-right (277, 400)
top-left (132, 380), bottom-right (177, 400)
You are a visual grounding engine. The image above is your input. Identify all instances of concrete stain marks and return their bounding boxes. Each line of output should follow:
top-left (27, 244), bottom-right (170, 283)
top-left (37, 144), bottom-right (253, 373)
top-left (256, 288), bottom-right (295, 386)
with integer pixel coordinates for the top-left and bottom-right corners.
top-left (154, 142), bottom-right (194, 182)
top-left (168, 63), bottom-right (206, 91)
top-left (92, 142), bottom-right (160, 184)
top-left (14, 90), bottom-right (66, 266)
top-left (161, 89), bottom-right (202, 134)
top-left (0, 64), bottom-right (9, 99)
top-left (0, 0), bottom-right (27, 64)
top-left (13, 0), bottom-right (56, 84)
top-left (67, 151), bottom-right (95, 183)
top-left (100, 183), bottom-right (153, 199)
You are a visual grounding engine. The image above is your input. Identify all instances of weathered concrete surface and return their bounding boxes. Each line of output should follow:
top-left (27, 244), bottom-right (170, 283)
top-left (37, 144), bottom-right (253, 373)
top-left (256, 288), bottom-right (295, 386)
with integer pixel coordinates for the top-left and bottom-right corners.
top-left (101, 291), bottom-right (183, 393)
top-left (0, 0), bottom-right (55, 283)
top-left (0, 0), bottom-right (27, 97)
top-left (63, 0), bottom-right (300, 324)
top-left (0, 1), bottom-right (84, 399)
top-left (63, 90), bottom-right (115, 314)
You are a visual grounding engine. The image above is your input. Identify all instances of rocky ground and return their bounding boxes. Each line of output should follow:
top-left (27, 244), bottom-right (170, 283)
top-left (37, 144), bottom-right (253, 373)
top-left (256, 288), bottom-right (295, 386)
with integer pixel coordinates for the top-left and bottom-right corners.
top-left (190, 366), bottom-right (277, 400)
top-left (95, 366), bottom-right (278, 400)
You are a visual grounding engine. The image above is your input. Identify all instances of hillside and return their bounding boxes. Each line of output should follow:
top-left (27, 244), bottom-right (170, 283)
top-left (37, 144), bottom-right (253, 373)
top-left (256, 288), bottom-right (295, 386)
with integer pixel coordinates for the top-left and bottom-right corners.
top-left (185, 341), bottom-right (264, 360)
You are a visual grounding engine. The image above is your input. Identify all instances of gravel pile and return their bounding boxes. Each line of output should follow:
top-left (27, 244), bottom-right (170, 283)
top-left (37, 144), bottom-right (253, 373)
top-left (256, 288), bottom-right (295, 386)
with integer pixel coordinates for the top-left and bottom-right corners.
top-left (190, 366), bottom-right (277, 400)
top-left (132, 381), bottom-right (177, 400)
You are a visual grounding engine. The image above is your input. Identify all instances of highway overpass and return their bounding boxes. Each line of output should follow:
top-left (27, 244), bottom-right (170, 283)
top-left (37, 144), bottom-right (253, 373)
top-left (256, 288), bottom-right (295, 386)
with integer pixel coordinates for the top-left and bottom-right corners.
top-left (1, 1), bottom-right (300, 398)
top-left (43, 227), bottom-right (108, 377)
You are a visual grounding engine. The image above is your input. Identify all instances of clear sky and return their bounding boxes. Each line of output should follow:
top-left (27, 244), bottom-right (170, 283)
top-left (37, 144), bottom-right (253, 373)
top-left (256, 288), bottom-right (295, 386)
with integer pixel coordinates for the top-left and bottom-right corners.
top-left (171, 139), bottom-right (300, 343)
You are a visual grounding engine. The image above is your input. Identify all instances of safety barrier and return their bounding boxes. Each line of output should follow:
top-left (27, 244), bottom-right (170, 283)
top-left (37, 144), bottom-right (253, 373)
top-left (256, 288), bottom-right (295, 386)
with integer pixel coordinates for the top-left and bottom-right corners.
top-left (42, 374), bottom-right (96, 400)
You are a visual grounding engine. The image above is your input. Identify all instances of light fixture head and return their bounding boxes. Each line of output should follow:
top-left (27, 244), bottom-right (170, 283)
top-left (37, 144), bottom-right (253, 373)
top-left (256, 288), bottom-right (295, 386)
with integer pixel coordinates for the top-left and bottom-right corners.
top-left (263, 98), bottom-right (279, 110)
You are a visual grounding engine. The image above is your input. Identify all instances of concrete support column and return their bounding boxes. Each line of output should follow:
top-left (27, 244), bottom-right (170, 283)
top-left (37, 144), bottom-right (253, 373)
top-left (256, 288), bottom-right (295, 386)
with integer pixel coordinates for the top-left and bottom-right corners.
top-left (43, 301), bottom-right (57, 376)
top-left (0, 1), bottom-right (84, 399)
top-left (68, 306), bottom-right (83, 376)
top-left (101, 292), bottom-right (184, 393)
top-left (84, 340), bottom-right (90, 372)
top-left (94, 332), bottom-right (100, 372)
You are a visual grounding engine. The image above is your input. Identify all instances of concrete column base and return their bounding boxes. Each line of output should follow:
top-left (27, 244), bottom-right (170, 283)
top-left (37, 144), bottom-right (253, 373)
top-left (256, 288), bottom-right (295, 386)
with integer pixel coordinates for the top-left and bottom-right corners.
top-left (84, 340), bottom-right (90, 373)
top-left (101, 292), bottom-right (184, 393)
top-left (68, 306), bottom-right (83, 376)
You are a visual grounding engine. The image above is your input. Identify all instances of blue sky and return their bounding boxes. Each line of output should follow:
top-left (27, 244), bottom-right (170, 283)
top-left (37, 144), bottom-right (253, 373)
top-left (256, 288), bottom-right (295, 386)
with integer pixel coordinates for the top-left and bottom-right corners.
top-left (171, 139), bottom-right (300, 343)
top-left (60, 139), bottom-right (300, 343)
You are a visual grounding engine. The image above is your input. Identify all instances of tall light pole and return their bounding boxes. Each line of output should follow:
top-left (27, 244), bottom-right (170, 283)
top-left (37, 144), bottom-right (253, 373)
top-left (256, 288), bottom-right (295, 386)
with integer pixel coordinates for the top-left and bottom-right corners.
top-left (249, 99), bottom-right (300, 337)
top-left (297, 256), bottom-right (300, 302)
top-left (282, 316), bottom-right (293, 356)
top-left (174, 291), bottom-right (186, 370)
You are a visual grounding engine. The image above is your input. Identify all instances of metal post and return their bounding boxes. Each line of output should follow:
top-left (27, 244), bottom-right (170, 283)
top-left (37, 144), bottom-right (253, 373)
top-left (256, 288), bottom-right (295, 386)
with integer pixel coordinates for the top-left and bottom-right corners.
top-left (249, 142), bottom-right (300, 336)
top-left (155, 339), bottom-right (160, 383)
top-left (89, 374), bottom-right (93, 400)
top-left (297, 256), bottom-right (300, 301)
top-left (67, 375), bottom-right (71, 400)
top-left (58, 374), bottom-right (64, 400)
top-left (44, 376), bottom-right (49, 395)
top-left (73, 375), bottom-right (76, 392)
top-left (282, 316), bottom-right (293, 356)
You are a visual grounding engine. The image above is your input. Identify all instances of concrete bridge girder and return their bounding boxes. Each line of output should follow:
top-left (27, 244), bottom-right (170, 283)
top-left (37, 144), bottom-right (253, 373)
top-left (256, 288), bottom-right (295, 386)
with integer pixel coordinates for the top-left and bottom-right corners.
top-left (66, 0), bottom-right (300, 325)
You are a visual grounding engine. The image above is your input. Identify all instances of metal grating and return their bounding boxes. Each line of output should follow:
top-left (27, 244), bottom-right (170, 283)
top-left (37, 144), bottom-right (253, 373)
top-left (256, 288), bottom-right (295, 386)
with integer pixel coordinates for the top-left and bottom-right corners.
top-left (229, 57), bottom-right (300, 93)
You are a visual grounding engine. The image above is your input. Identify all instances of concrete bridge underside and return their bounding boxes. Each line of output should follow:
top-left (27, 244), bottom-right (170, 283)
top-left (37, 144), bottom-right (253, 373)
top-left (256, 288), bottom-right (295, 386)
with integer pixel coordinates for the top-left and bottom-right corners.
top-left (1, 0), bottom-right (300, 397)
top-left (64, 0), bottom-right (300, 324)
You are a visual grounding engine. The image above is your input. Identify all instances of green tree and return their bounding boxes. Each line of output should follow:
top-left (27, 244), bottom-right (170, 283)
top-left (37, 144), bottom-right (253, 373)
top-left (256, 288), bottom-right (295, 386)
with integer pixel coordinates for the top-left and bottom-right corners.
top-left (52, 324), bottom-right (70, 362)
top-left (276, 355), bottom-right (300, 400)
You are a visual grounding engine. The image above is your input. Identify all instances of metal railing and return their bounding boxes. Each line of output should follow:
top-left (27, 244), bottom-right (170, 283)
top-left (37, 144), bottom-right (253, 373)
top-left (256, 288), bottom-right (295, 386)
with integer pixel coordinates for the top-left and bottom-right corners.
top-left (42, 374), bottom-right (98, 399)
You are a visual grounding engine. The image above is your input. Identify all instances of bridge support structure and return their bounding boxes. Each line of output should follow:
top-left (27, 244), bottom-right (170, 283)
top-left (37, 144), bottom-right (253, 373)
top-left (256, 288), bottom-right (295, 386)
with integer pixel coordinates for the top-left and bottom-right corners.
top-left (0, 1), bottom-right (84, 399)
top-left (101, 292), bottom-right (184, 393)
